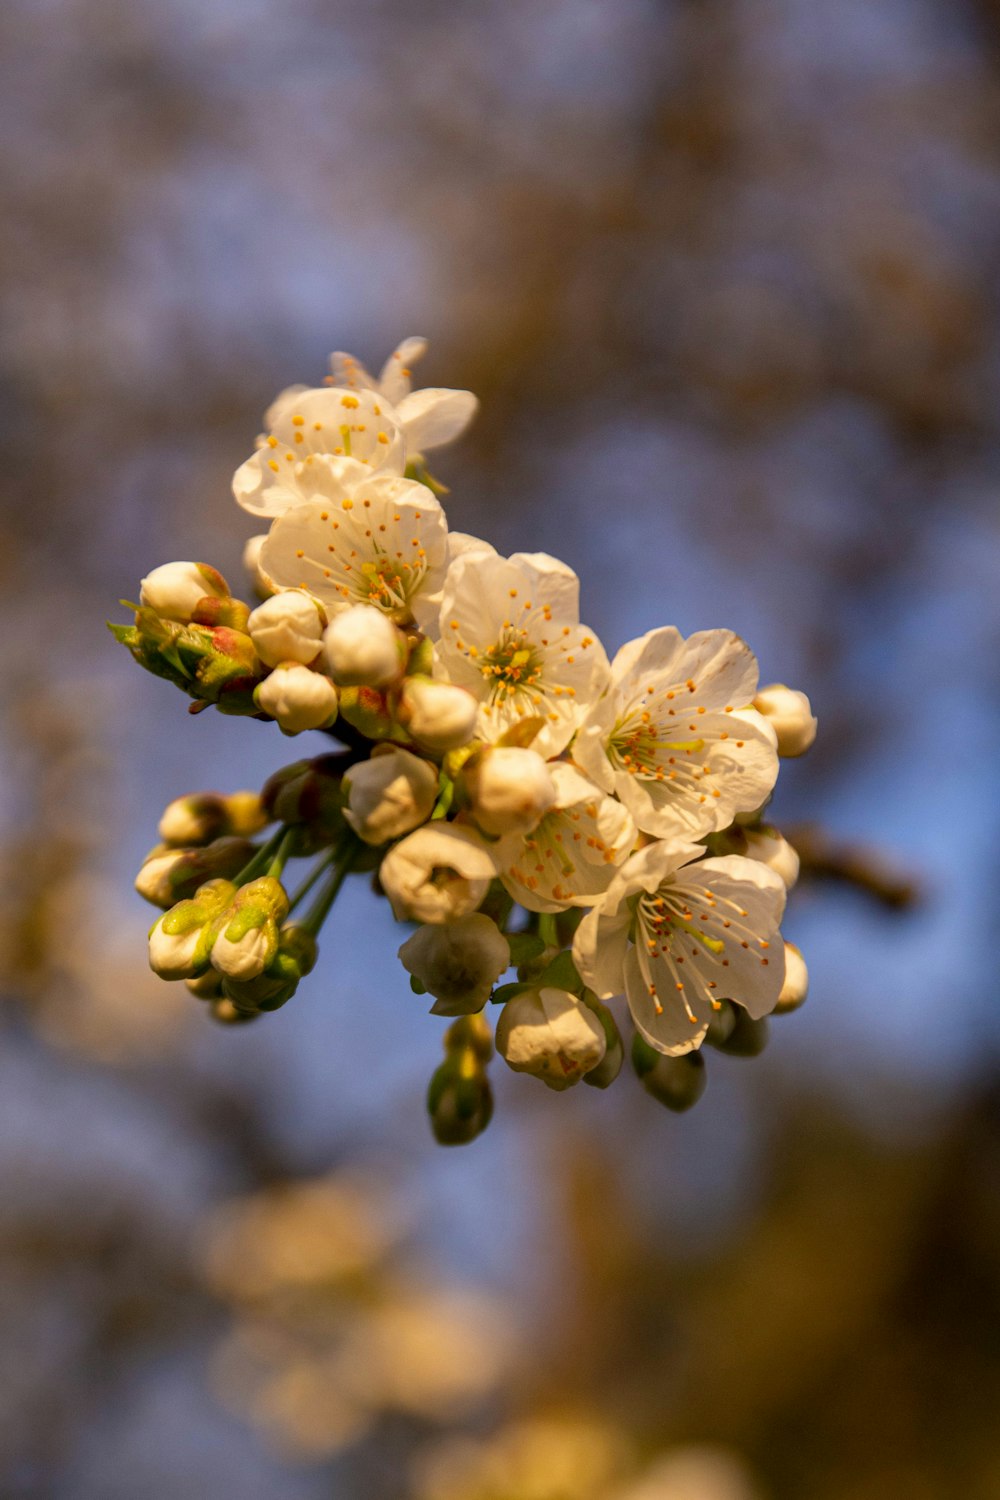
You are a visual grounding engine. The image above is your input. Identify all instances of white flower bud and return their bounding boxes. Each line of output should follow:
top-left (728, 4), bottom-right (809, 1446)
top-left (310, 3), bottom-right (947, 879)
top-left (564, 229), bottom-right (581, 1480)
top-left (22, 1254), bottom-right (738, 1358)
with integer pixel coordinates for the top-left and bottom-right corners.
top-left (242, 533), bottom-right (275, 598)
top-left (139, 561), bottom-right (229, 622)
top-left (399, 913), bottom-right (510, 1015)
top-left (379, 823), bottom-right (497, 924)
top-left (398, 676), bottom-right (478, 752)
top-left (210, 926), bottom-right (274, 982)
top-left (248, 589), bottom-right (326, 667)
top-left (462, 747), bottom-right (557, 837)
top-left (775, 941), bottom-right (809, 1013)
top-left (323, 604), bottom-right (408, 687)
top-left (255, 663), bottom-right (338, 733)
top-left (741, 827), bottom-right (800, 890)
top-left (495, 986), bottom-right (606, 1090)
top-left (148, 918), bottom-right (205, 980)
top-left (753, 684), bottom-right (817, 758)
top-left (344, 745), bottom-right (439, 846)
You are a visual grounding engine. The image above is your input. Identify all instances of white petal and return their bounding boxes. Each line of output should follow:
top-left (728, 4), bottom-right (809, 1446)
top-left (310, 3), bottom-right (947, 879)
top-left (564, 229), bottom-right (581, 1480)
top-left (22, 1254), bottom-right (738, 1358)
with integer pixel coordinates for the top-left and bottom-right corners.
top-left (506, 552), bottom-right (580, 623)
top-left (328, 351), bottom-right (379, 392)
top-left (378, 336), bottom-right (428, 405)
top-left (572, 906), bottom-right (631, 1000)
top-left (396, 387), bottom-right (478, 451)
top-left (625, 945), bottom-right (711, 1055)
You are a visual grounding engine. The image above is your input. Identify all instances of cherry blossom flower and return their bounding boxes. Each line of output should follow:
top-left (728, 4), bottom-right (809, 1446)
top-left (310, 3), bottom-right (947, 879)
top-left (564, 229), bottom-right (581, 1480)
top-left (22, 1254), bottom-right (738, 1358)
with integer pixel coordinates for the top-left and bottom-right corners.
top-left (330, 336), bottom-right (478, 460)
top-left (494, 763), bottom-right (635, 913)
top-left (574, 840), bottom-right (787, 1056)
top-left (260, 475), bottom-right (449, 623)
top-left (434, 551), bottom-right (610, 758)
top-left (495, 987), bottom-right (606, 1090)
top-left (573, 627), bottom-right (778, 841)
top-left (233, 386), bottom-right (406, 519)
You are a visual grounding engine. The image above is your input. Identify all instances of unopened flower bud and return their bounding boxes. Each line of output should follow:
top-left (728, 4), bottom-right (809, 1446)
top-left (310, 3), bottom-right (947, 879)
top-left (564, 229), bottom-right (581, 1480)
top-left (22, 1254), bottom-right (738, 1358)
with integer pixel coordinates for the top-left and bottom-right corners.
top-left (323, 605), bottom-right (408, 687)
top-left (135, 836), bottom-right (256, 908)
top-left (337, 684), bottom-right (397, 742)
top-left (741, 826), bottom-right (800, 890)
top-left (399, 913), bottom-right (510, 1016)
top-left (139, 562), bottom-right (230, 623)
top-left (260, 756), bottom-right (346, 850)
top-left (397, 676), bottom-right (478, 752)
top-left (427, 1049), bottom-right (494, 1146)
top-left (209, 876), bottom-right (290, 981)
top-left (148, 878), bottom-right (236, 980)
top-left (461, 746), bottom-right (557, 837)
top-left (631, 1035), bottom-right (707, 1111)
top-left (344, 745), bottom-right (439, 846)
top-left (379, 824), bottom-right (497, 924)
top-left (248, 590), bottom-right (326, 667)
top-left (775, 942), bottom-right (808, 1013)
top-left (194, 624), bottom-right (265, 715)
top-left (243, 533), bottom-right (275, 598)
top-left (190, 595), bottom-right (251, 631)
top-left (209, 996), bottom-right (260, 1025)
top-left (709, 1006), bottom-right (770, 1057)
top-left (753, 684), bottom-right (817, 758)
top-left (255, 663), bottom-right (338, 733)
top-left (159, 790), bottom-right (267, 845)
top-left (496, 986), bottom-right (606, 1090)
top-left (185, 970), bottom-right (225, 999)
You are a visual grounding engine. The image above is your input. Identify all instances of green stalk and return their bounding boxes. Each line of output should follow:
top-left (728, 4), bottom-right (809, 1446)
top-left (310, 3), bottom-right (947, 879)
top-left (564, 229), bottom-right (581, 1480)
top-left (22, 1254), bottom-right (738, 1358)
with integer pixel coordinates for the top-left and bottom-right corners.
top-left (299, 838), bottom-right (359, 937)
top-left (287, 849), bottom-right (337, 915)
top-left (267, 825), bottom-right (297, 881)
top-left (233, 826), bottom-right (286, 887)
top-left (538, 912), bottom-right (559, 949)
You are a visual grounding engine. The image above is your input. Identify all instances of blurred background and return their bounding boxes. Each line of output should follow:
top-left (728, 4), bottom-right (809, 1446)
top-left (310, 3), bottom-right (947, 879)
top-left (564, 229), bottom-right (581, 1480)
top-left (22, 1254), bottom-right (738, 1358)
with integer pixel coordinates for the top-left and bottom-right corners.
top-left (2, 1), bottom-right (1000, 1496)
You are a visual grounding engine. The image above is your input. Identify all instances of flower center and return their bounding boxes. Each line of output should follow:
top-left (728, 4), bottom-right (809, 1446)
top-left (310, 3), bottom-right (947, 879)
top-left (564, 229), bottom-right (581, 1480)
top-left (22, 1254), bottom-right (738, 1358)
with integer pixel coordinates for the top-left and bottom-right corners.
top-left (357, 546), bottom-right (422, 613)
top-left (610, 714), bottom-right (704, 778)
top-left (481, 630), bottom-right (543, 705)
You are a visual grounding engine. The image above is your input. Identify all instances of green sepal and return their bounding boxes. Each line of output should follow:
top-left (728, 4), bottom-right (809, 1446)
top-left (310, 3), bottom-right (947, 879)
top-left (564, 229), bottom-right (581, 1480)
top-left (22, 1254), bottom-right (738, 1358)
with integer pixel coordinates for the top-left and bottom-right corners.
top-left (506, 932), bottom-right (546, 967)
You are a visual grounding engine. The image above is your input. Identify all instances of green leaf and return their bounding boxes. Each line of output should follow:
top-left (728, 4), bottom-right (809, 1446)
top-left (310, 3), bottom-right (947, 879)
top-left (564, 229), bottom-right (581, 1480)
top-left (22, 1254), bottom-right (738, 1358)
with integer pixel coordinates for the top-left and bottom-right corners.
top-left (506, 931), bottom-right (546, 966)
top-left (409, 975), bottom-right (427, 995)
top-left (537, 948), bottom-right (583, 994)
top-left (490, 981), bottom-right (530, 1006)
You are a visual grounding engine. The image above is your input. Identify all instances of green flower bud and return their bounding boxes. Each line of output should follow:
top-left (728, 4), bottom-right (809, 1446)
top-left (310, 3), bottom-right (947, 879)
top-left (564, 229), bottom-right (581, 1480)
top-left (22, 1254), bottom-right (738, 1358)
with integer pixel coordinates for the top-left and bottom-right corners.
top-left (209, 996), bottom-right (261, 1025)
top-left (338, 683), bottom-right (399, 742)
top-left (631, 1034), bottom-right (707, 1112)
top-left (190, 595), bottom-right (252, 631)
top-left (714, 1008), bottom-right (771, 1057)
top-left (135, 837), bottom-right (257, 908)
top-left (442, 1012), bottom-right (494, 1065)
top-left (218, 924), bottom-right (318, 1013)
top-left (581, 998), bottom-right (624, 1089)
top-left (260, 756), bottom-right (347, 853)
top-left (185, 970), bottom-right (226, 1000)
top-left (427, 1048), bottom-right (494, 1146)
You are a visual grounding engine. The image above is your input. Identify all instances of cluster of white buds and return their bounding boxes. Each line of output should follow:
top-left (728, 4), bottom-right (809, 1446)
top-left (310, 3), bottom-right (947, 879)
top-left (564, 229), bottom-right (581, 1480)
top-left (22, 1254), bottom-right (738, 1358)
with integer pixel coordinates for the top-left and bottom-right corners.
top-left (118, 335), bottom-right (818, 1141)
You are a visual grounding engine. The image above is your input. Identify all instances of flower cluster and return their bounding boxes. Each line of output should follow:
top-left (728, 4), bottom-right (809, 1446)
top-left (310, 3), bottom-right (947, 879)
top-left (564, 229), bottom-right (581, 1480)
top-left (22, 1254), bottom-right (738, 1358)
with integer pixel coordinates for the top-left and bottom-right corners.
top-left (114, 336), bottom-right (817, 1142)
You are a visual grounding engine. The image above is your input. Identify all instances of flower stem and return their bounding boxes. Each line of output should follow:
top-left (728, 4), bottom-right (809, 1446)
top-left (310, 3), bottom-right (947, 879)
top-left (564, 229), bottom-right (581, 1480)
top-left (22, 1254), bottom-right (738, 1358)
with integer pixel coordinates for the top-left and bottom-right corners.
top-left (299, 838), bottom-right (359, 937)
top-left (233, 826), bottom-right (286, 887)
top-left (267, 826), bottom-right (297, 881)
top-left (538, 912), bottom-right (559, 948)
top-left (287, 849), bottom-right (337, 915)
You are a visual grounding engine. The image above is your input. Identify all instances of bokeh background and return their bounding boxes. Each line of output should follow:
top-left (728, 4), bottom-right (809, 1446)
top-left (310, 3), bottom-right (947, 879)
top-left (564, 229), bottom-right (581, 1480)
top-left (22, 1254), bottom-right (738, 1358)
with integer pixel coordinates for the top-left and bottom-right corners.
top-left (2, 1), bottom-right (1000, 1496)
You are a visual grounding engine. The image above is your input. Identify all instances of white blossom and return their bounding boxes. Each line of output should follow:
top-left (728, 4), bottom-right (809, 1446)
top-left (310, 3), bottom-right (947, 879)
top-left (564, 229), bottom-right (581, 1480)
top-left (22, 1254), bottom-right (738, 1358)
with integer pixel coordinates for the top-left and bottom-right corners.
top-left (254, 663), bottom-right (338, 733)
top-left (462, 746), bottom-right (557, 838)
top-left (398, 913), bottom-right (510, 1015)
top-left (494, 763), bottom-right (635, 912)
top-left (379, 824), bottom-right (497, 924)
top-left (573, 627), bottom-right (779, 841)
top-left (574, 841), bottom-right (787, 1056)
top-left (247, 589), bottom-right (326, 667)
top-left (242, 534), bottom-right (275, 597)
top-left (139, 562), bottom-right (229, 622)
top-left (260, 475), bottom-right (449, 624)
top-left (776, 941), bottom-right (809, 1012)
top-left (398, 676), bottom-right (479, 752)
top-left (330, 336), bottom-right (478, 459)
top-left (753, 683), bottom-right (818, 757)
top-left (343, 745), bottom-right (439, 846)
top-left (435, 550), bottom-right (609, 759)
top-left (323, 603), bottom-right (408, 687)
top-left (233, 386), bottom-right (406, 519)
top-left (495, 986), bottom-right (606, 1090)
